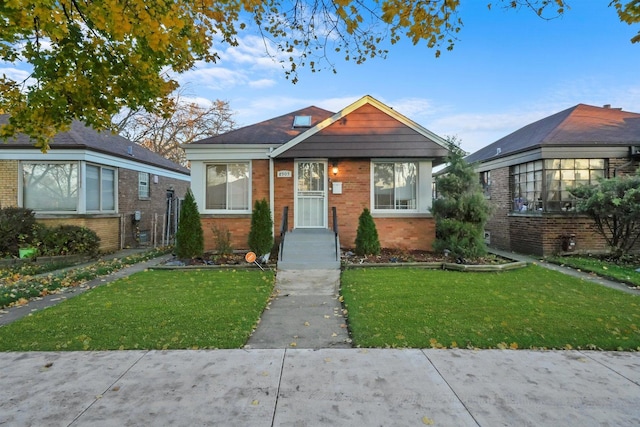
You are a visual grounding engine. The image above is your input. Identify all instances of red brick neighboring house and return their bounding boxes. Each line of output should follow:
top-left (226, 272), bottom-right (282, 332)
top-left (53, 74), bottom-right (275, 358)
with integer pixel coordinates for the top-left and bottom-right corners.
top-left (0, 119), bottom-right (190, 252)
top-left (185, 95), bottom-right (450, 252)
top-left (465, 104), bottom-right (640, 256)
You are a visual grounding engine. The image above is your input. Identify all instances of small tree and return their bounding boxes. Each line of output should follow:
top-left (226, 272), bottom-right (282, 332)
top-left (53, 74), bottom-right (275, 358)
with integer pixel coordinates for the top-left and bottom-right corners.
top-left (248, 199), bottom-right (273, 256)
top-left (432, 139), bottom-right (492, 259)
top-left (355, 208), bottom-right (380, 256)
top-left (175, 189), bottom-right (204, 259)
top-left (570, 170), bottom-right (640, 259)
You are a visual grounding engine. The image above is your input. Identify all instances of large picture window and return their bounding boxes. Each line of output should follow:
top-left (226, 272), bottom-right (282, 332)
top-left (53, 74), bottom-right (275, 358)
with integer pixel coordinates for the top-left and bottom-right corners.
top-left (511, 159), bottom-right (606, 213)
top-left (373, 162), bottom-right (418, 211)
top-left (22, 162), bottom-right (79, 211)
top-left (205, 162), bottom-right (250, 211)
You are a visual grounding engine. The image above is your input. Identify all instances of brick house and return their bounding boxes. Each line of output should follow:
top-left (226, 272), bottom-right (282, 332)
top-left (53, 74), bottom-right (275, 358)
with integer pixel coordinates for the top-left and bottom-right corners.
top-left (0, 119), bottom-right (190, 252)
top-left (465, 104), bottom-right (640, 256)
top-left (184, 95), bottom-right (450, 252)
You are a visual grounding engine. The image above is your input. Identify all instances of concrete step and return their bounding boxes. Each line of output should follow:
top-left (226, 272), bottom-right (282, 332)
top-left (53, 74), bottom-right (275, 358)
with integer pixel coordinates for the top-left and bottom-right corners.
top-left (279, 228), bottom-right (340, 271)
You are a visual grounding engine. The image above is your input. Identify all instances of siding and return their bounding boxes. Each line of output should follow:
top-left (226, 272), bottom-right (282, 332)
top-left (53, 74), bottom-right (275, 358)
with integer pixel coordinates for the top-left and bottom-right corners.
top-left (277, 104), bottom-right (449, 159)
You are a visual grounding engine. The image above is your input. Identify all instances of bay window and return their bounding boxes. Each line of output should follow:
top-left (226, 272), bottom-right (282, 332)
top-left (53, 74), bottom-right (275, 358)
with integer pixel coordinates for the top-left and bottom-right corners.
top-left (205, 162), bottom-right (250, 211)
top-left (511, 159), bottom-right (606, 213)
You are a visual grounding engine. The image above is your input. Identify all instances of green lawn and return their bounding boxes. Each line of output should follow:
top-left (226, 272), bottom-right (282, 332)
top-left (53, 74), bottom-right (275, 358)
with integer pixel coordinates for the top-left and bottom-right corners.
top-left (545, 255), bottom-right (640, 287)
top-left (0, 269), bottom-right (274, 351)
top-left (341, 265), bottom-right (640, 350)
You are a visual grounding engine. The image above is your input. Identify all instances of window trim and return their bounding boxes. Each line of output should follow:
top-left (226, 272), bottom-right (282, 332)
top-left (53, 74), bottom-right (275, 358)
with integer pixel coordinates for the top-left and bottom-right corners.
top-left (20, 161), bottom-right (117, 214)
top-left (370, 160), bottom-right (420, 214)
top-left (510, 158), bottom-right (606, 214)
top-left (86, 163), bottom-right (117, 213)
top-left (203, 161), bottom-right (252, 214)
top-left (138, 172), bottom-right (150, 199)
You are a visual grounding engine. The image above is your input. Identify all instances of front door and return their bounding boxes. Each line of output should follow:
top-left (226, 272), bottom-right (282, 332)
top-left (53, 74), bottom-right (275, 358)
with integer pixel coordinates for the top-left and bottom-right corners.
top-left (295, 160), bottom-right (327, 228)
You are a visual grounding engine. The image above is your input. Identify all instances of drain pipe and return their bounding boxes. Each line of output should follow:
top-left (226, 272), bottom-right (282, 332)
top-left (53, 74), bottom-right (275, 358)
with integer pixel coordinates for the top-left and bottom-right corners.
top-left (269, 147), bottom-right (275, 239)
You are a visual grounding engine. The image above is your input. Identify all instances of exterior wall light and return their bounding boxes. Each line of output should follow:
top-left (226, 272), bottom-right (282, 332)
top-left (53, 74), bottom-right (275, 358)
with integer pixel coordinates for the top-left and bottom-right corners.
top-left (332, 162), bottom-right (339, 175)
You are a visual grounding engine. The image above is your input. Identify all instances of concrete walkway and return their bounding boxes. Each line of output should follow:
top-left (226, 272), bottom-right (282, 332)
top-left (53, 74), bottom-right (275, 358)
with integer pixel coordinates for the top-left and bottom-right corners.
top-left (1, 348), bottom-right (638, 426)
top-left (246, 269), bottom-right (351, 349)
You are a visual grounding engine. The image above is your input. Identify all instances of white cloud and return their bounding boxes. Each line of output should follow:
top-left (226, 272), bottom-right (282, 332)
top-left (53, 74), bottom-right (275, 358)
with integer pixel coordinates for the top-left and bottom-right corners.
top-left (249, 79), bottom-right (277, 89)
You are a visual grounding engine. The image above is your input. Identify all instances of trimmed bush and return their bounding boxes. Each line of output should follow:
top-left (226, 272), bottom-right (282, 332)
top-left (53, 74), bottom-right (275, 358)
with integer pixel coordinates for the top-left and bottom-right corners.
top-left (0, 207), bottom-right (37, 257)
top-left (175, 189), bottom-right (204, 259)
top-left (355, 208), bottom-right (380, 256)
top-left (248, 199), bottom-right (273, 256)
top-left (38, 225), bottom-right (101, 257)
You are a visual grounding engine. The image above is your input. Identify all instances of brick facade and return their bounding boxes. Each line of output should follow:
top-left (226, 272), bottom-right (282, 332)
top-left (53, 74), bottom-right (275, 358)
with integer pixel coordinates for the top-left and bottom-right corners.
top-left (0, 159), bottom-right (189, 252)
top-left (200, 158), bottom-right (436, 252)
top-left (483, 157), bottom-right (639, 256)
top-left (0, 160), bottom-right (18, 208)
top-left (201, 159), bottom-right (271, 252)
top-left (118, 169), bottom-right (189, 248)
top-left (37, 216), bottom-right (121, 252)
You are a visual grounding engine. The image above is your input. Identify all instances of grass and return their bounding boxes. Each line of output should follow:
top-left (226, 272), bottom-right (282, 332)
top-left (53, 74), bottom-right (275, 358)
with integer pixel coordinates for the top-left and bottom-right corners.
top-left (0, 247), bottom-right (171, 308)
top-left (545, 255), bottom-right (640, 287)
top-left (341, 265), bottom-right (640, 351)
top-left (0, 269), bottom-right (274, 351)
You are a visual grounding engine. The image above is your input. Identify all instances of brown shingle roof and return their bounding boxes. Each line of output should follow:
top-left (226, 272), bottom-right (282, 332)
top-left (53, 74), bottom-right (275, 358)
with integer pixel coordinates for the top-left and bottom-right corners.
top-left (465, 104), bottom-right (640, 164)
top-left (189, 106), bottom-right (335, 145)
top-left (0, 117), bottom-right (189, 175)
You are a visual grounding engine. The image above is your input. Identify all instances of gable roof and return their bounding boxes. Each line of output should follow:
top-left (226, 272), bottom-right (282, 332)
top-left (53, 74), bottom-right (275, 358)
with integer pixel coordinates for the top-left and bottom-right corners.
top-left (271, 95), bottom-right (450, 161)
top-left (0, 117), bottom-right (189, 175)
top-left (465, 104), bottom-right (640, 164)
top-left (189, 106), bottom-right (335, 146)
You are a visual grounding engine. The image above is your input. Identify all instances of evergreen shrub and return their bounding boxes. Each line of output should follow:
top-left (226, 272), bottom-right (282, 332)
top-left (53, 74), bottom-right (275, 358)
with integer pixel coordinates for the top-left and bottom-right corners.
top-left (355, 208), bottom-right (380, 256)
top-left (248, 199), bottom-right (273, 256)
top-left (175, 189), bottom-right (204, 259)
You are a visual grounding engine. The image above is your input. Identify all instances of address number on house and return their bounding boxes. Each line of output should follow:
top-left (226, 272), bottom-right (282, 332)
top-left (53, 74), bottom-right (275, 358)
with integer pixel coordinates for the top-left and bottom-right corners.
top-left (277, 170), bottom-right (292, 178)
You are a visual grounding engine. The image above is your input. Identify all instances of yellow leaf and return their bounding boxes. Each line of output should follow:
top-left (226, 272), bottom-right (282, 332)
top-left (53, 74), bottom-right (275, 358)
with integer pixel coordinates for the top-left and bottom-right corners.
top-left (251, 400), bottom-right (259, 405)
top-left (422, 416), bottom-right (434, 425)
top-left (290, 342), bottom-right (297, 347)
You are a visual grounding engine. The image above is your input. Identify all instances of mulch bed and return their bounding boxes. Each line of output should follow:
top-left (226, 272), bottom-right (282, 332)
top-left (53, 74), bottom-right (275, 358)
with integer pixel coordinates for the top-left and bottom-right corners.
top-left (341, 248), bottom-right (510, 265)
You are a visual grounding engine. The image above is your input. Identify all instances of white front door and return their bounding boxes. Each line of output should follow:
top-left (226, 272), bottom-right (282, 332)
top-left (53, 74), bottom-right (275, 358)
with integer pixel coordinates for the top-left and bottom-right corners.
top-left (295, 160), bottom-right (327, 228)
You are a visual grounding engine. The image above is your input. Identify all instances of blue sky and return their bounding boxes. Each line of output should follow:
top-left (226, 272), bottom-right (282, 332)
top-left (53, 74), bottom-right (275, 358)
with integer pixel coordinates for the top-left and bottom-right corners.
top-left (174, 2), bottom-right (640, 155)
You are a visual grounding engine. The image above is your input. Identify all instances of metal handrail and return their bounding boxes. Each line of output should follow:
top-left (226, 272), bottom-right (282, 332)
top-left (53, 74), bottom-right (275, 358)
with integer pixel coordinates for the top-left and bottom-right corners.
top-left (332, 206), bottom-right (339, 261)
top-left (279, 206), bottom-right (289, 261)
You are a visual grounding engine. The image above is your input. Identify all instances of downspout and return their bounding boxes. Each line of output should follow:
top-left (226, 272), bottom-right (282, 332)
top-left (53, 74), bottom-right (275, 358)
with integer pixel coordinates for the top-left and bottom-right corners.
top-left (269, 147), bottom-right (275, 238)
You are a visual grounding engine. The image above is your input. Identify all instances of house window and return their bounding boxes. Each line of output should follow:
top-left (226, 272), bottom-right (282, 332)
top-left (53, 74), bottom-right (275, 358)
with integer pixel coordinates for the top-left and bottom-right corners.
top-left (511, 159), bottom-right (605, 212)
top-left (139, 172), bottom-right (150, 199)
top-left (205, 162), bottom-right (250, 211)
top-left (479, 171), bottom-right (491, 198)
top-left (373, 162), bottom-right (417, 210)
top-left (86, 164), bottom-right (116, 211)
top-left (22, 162), bottom-right (79, 211)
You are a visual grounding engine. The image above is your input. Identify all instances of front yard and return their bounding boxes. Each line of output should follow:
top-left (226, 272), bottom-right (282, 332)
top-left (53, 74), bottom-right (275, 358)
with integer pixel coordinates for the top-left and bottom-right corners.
top-left (0, 269), bottom-right (274, 351)
top-left (341, 265), bottom-right (640, 350)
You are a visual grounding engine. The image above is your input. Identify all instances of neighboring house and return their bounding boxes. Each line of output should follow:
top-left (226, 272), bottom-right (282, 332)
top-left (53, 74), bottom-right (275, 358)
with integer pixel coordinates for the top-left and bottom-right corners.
top-left (465, 103), bottom-right (640, 256)
top-left (185, 95), bottom-right (450, 252)
top-left (0, 118), bottom-right (190, 252)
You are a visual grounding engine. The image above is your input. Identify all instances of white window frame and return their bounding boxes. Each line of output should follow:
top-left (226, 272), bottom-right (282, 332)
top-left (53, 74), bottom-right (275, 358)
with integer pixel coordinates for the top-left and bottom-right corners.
top-left (20, 161), bottom-right (117, 214)
top-left (203, 161), bottom-right (252, 214)
top-left (138, 172), bottom-right (150, 199)
top-left (371, 160), bottom-right (420, 213)
top-left (86, 163), bottom-right (117, 213)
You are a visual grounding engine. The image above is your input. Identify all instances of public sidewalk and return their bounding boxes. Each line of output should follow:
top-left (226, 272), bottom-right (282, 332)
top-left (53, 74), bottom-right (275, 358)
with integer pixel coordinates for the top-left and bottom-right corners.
top-left (1, 348), bottom-right (638, 426)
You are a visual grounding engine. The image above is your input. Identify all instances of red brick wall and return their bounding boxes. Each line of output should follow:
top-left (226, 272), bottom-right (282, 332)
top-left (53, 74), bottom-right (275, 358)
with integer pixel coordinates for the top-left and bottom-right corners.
top-left (201, 159), bottom-right (272, 251)
top-left (484, 156), bottom-right (638, 256)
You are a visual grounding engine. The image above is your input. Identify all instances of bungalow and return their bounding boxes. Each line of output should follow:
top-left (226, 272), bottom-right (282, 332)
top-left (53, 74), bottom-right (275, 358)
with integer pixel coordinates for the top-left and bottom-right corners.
top-left (0, 119), bottom-right (190, 251)
top-left (185, 95), bottom-right (450, 253)
top-left (465, 103), bottom-right (640, 256)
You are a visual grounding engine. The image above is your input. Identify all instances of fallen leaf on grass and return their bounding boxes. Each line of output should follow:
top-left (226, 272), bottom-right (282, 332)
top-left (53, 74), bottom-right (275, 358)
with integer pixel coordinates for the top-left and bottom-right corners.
top-left (422, 416), bottom-right (434, 425)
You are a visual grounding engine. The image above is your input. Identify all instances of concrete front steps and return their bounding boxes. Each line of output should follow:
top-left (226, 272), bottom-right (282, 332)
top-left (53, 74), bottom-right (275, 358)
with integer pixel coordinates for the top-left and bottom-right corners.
top-left (277, 228), bottom-right (340, 270)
